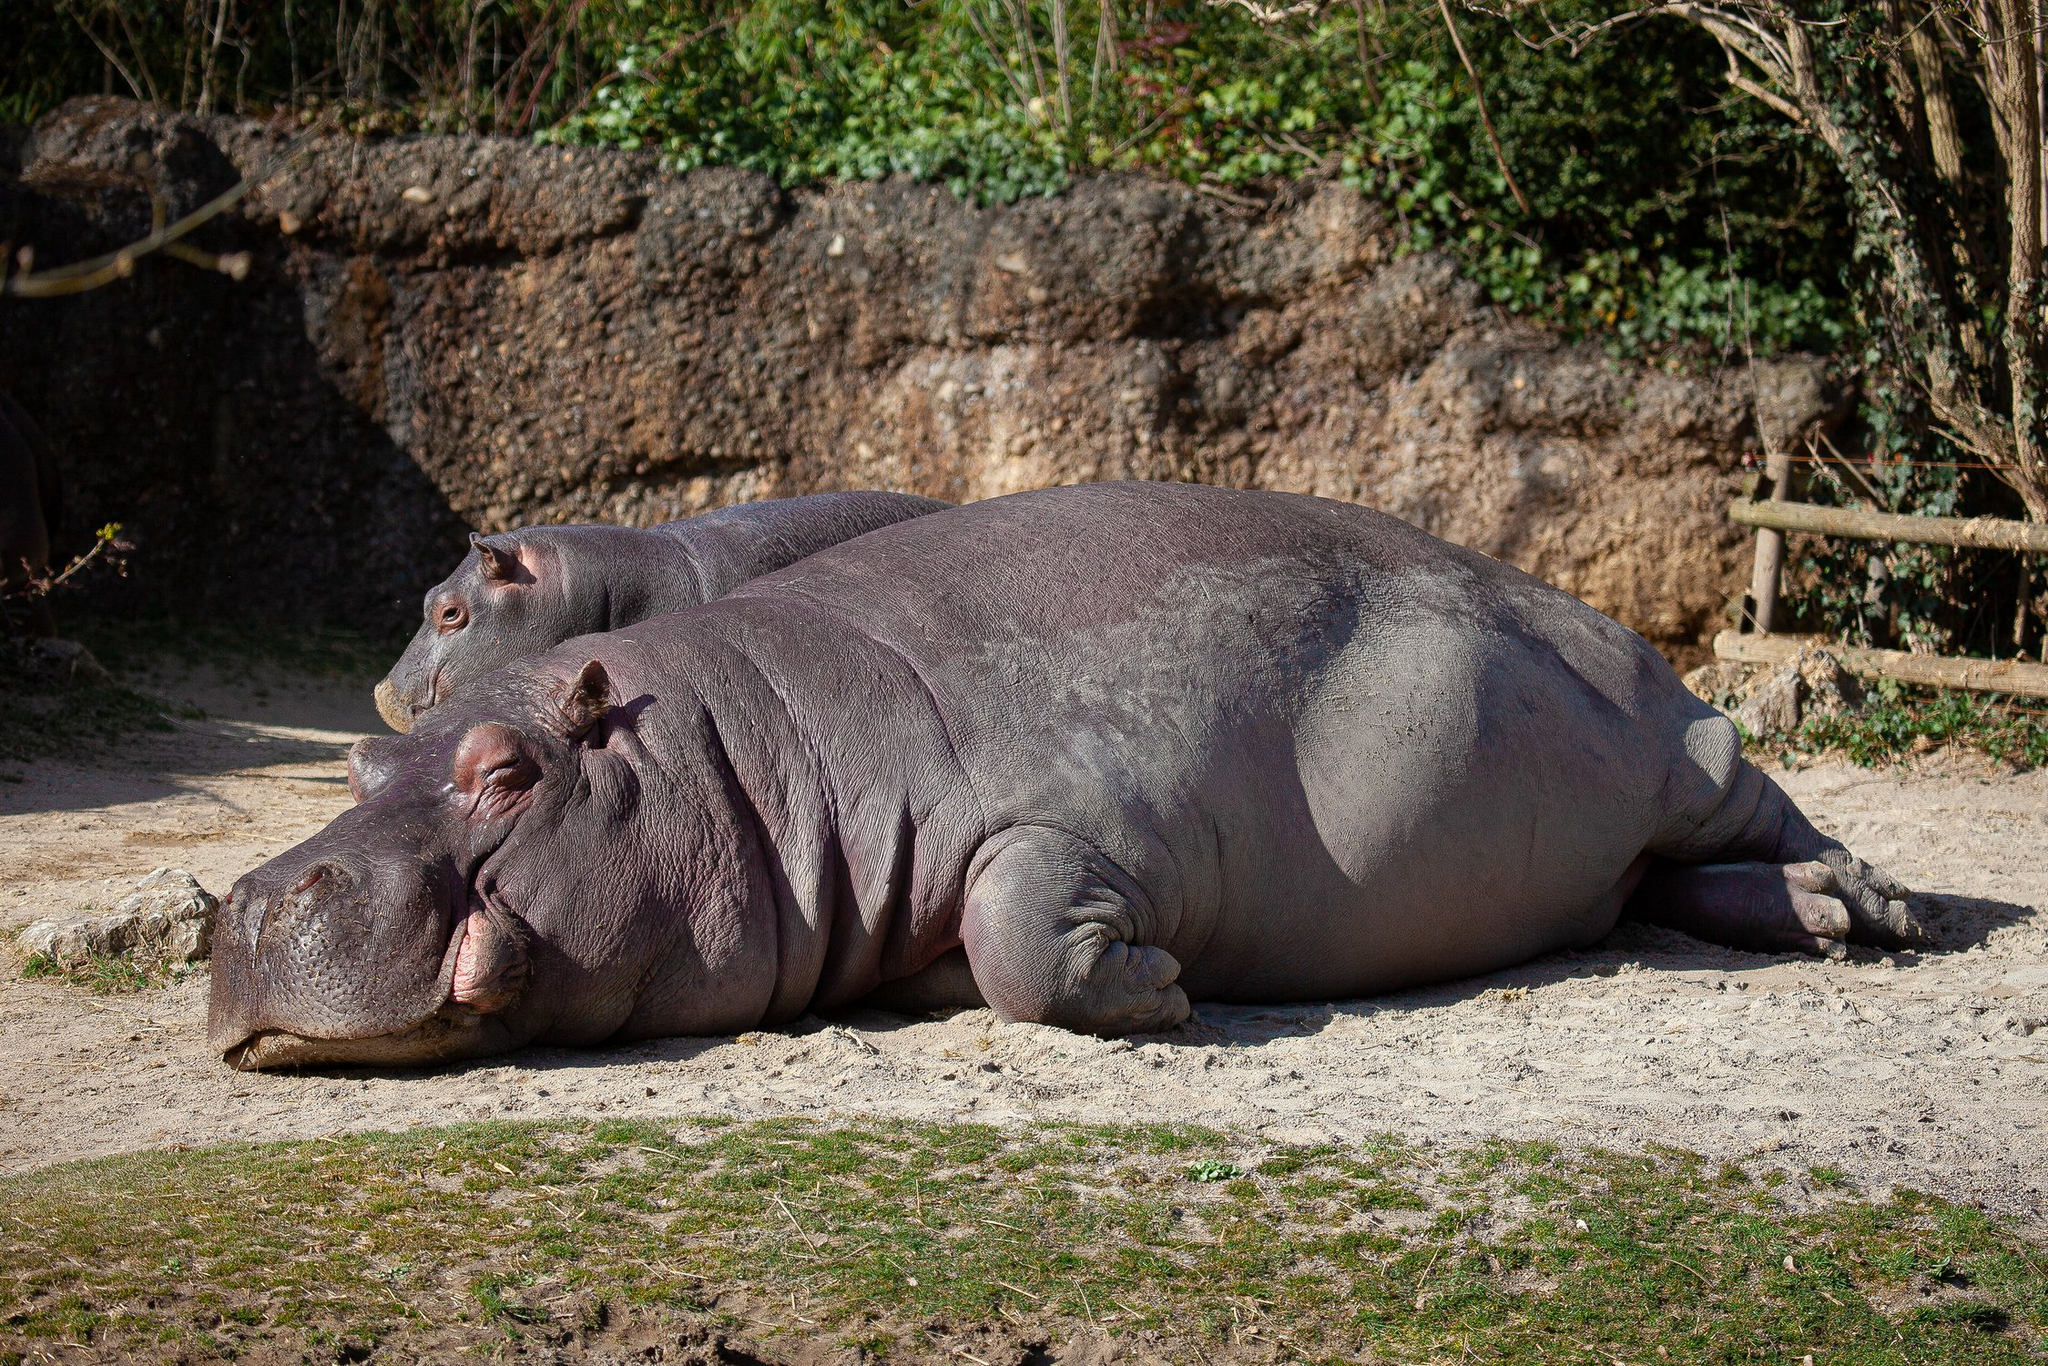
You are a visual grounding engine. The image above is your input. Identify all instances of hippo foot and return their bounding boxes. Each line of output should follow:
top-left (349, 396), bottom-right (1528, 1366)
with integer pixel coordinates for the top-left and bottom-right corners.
top-left (1630, 859), bottom-right (1900, 960)
top-left (1806, 844), bottom-right (1922, 947)
top-left (962, 826), bottom-right (1193, 1036)
top-left (1067, 938), bottom-right (1192, 1035)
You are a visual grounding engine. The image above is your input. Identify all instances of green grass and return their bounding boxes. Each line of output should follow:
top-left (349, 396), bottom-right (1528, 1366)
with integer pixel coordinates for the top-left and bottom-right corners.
top-left (1742, 681), bottom-right (2048, 770)
top-left (18, 948), bottom-right (178, 994)
top-left (0, 1119), bottom-right (2041, 1362)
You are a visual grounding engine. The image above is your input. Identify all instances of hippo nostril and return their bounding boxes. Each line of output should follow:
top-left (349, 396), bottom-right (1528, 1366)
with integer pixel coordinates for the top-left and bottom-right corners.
top-left (291, 869), bottom-right (326, 896)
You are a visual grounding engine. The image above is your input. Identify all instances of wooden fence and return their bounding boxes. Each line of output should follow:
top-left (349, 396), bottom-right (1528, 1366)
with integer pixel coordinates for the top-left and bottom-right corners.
top-left (1718, 445), bottom-right (2048, 697)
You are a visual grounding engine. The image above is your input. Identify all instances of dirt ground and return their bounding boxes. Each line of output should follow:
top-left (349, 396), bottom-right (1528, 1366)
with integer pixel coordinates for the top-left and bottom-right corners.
top-left (3, 659), bottom-right (2045, 1221)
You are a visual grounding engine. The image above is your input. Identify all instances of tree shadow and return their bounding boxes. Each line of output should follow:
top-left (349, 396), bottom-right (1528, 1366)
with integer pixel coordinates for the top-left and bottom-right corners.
top-left (0, 126), bottom-right (463, 813)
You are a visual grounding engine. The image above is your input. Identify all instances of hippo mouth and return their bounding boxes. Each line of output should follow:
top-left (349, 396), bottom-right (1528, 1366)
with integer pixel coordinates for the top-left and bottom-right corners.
top-left (219, 899), bottom-right (531, 1071)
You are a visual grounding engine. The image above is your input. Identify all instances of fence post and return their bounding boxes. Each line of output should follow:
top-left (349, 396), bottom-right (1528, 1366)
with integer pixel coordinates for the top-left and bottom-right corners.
top-left (1747, 446), bottom-right (1791, 633)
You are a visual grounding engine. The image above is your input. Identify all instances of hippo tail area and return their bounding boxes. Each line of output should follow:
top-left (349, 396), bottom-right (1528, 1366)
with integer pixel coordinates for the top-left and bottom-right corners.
top-left (1443, 537), bottom-right (1799, 868)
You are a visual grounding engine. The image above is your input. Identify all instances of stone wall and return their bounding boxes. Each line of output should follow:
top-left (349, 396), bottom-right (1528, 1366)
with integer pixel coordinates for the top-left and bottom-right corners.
top-left (0, 99), bottom-right (1844, 649)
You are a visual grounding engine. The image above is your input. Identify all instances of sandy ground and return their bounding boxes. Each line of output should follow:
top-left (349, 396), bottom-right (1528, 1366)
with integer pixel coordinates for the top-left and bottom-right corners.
top-left (2, 661), bottom-right (2046, 1222)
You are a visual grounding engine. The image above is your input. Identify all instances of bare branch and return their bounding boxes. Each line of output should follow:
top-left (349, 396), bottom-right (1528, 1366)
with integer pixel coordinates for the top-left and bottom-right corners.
top-left (1435, 0), bottom-right (1531, 213)
top-left (59, 1), bottom-right (155, 104)
top-left (4, 133), bottom-right (314, 299)
top-left (1204, 0), bottom-right (1324, 25)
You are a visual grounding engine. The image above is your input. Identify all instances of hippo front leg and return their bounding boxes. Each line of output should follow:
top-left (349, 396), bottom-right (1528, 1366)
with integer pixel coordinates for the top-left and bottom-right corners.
top-left (959, 827), bottom-right (1190, 1036)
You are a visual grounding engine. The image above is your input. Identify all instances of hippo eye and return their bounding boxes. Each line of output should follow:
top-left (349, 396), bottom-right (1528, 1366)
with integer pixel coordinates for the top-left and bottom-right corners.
top-left (436, 601), bottom-right (469, 634)
top-left (480, 755), bottom-right (540, 792)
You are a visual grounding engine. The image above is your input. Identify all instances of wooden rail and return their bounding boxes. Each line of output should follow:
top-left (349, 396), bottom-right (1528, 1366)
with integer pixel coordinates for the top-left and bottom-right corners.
top-left (1712, 631), bottom-right (2048, 700)
top-left (1729, 499), bottom-right (2048, 552)
top-left (1726, 494), bottom-right (2045, 695)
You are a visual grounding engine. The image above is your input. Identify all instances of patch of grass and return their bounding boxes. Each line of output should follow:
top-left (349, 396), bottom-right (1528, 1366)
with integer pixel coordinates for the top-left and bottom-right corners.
top-left (1187, 1159), bottom-right (1246, 1183)
top-left (18, 948), bottom-right (175, 994)
top-left (1743, 681), bottom-right (2048, 770)
top-left (0, 1120), bottom-right (2042, 1363)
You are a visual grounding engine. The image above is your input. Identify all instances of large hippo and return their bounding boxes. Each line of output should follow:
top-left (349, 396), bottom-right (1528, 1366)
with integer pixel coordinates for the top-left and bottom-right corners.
top-left (375, 490), bottom-right (948, 732)
top-left (0, 391), bottom-right (62, 637)
top-left (212, 483), bottom-right (1917, 1069)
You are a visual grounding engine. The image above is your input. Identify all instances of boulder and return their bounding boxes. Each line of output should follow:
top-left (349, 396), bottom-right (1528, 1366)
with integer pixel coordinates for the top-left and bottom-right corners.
top-left (1796, 645), bottom-right (1862, 718)
top-left (1681, 660), bottom-right (1754, 707)
top-left (18, 866), bottom-right (216, 965)
top-left (1734, 664), bottom-right (1804, 736)
top-left (1717, 644), bottom-right (1861, 736)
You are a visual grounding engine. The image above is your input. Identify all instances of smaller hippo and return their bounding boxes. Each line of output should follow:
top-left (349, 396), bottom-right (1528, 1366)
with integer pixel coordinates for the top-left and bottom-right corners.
top-left (0, 392), bottom-right (62, 638)
top-left (375, 490), bottom-right (948, 732)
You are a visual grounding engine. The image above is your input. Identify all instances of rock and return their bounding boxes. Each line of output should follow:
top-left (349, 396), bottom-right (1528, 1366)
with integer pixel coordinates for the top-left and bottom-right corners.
top-left (1795, 646), bottom-right (1862, 717)
top-left (31, 638), bottom-right (111, 687)
top-left (17, 866), bottom-right (216, 965)
top-left (2, 637), bottom-right (112, 688)
top-left (1734, 664), bottom-right (1803, 736)
top-left (3, 103), bottom-right (1833, 655)
top-left (1682, 661), bottom-right (1755, 707)
top-left (1719, 644), bottom-right (1863, 736)
top-left (1751, 356), bottom-right (1851, 454)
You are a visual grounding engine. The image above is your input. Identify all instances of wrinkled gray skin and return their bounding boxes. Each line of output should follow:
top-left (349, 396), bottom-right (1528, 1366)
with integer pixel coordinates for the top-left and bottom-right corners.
top-left (375, 491), bottom-right (949, 733)
top-left (212, 483), bottom-right (1920, 1070)
top-left (0, 392), bottom-right (62, 638)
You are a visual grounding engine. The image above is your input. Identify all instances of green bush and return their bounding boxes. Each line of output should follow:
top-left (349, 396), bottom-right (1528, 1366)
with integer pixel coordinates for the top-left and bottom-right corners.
top-left (543, 0), bottom-right (1850, 352)
top-left (8, 1), bottom-right (1853, 355)
top-left (1756, 680), bottom-right (2048, 770)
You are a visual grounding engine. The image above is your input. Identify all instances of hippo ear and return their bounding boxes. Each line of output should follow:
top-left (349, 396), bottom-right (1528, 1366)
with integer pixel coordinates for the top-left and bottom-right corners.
top-left (554, 659), bottom-right (612, 741)
top-left (470, 532), bottom-right (519, 583)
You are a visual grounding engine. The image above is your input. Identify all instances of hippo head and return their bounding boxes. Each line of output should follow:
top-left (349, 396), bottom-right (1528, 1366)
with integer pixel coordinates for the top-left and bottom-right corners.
top-left (212, 653), bottom-right (772, 1070)
top-left (377, 532), bottom-right (565, 733)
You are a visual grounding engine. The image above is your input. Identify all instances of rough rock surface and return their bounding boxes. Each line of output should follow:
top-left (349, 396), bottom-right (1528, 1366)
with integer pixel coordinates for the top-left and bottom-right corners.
top-left (18, 867), bottom-right (216, 965)
top-left (1, 99), bottom-right (1843, 648)
top-left (1684, 645), bottom-right (1862, 735)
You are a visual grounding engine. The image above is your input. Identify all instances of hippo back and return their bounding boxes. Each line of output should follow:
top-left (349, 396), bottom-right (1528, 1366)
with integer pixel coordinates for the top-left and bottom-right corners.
top-left (718, 481), bottom-right (1730, 997)
top-left (656, 490), bottom-right (950, 601)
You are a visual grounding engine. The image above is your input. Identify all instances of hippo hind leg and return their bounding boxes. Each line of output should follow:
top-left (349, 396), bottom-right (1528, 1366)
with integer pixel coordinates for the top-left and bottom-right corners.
top-left (960, 826), bottom-right (1190, 1036)
top-left (1636, 749), bottom-right (1921, 956)
top-left (1629, 859), bottom-right (1870, 960)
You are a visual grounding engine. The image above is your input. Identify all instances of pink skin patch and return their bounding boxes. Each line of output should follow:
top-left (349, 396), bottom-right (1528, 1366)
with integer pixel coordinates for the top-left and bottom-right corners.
top-left (450, 909), bottom-right (526, 1012)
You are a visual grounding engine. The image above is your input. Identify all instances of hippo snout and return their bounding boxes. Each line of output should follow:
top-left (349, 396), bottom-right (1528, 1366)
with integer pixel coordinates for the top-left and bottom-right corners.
top-left (374, 678), bottom-right (416, 733)
top-left (207, 846), bottom-right (476, 1069)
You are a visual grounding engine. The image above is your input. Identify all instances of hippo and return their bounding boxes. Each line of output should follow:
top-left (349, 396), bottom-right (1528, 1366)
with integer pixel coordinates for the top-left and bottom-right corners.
top-left (375, 490), bottom-right (949, 732)
top-left (0, 391), bottom-right (62, 637)
top-left (211, 482), bottom-right (1918, 1069)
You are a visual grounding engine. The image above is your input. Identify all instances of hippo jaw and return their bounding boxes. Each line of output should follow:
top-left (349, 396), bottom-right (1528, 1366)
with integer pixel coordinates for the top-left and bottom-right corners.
top-left (225, 1013), bottom-right (480, 1070)
top-left (212, 893), bottom-right (533, 1070)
